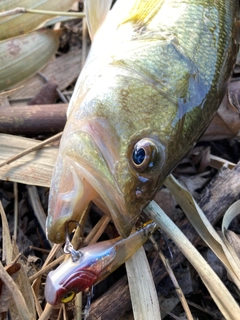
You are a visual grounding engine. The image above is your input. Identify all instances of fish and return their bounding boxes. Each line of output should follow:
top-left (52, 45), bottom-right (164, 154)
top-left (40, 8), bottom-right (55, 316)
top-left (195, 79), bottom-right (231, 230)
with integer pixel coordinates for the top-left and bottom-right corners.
top-left (44, 221), bottom-right (157, 305)
top-left (46, 0), bottom-right (239, 243)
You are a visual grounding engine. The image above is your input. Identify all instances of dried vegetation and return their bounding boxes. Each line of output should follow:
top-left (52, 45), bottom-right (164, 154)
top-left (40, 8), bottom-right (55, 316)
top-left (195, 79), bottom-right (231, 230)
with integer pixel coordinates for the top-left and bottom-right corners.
top-left (1, 1), bottom-right (240, 320)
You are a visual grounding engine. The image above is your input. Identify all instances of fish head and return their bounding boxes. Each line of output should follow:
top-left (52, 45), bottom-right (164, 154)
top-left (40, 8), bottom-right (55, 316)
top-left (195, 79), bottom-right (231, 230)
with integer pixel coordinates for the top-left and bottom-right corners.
top-left (47, 0), bottom-right (238, 243)
top-left (46, 71), bottom-right (169, 243)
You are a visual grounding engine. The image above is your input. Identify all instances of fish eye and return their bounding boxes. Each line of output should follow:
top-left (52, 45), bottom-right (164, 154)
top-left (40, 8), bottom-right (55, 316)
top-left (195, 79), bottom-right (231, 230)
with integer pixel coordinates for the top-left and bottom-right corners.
top-left (61, 291), bottom-right (76, 303)
top-left (131, 138), bottom-right (162, 172)
top-left (132, 148), bottom-right (146, 165)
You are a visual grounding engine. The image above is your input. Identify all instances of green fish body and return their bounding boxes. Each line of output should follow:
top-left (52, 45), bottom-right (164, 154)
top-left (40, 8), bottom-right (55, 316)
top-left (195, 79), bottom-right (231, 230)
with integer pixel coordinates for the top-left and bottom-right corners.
top-left (47, 0), bottom-right (239, 243)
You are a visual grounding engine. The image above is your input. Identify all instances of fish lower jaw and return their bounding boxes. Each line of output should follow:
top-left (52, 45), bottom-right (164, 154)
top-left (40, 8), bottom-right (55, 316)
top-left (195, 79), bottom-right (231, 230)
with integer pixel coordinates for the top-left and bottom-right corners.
top-left (47, 156), bottom-right (137, 243)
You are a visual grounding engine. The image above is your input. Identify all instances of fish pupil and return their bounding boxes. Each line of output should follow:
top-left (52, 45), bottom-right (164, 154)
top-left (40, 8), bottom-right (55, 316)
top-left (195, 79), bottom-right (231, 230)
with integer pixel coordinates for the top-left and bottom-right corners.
top-left (133, 148), bottom-right (145, 165)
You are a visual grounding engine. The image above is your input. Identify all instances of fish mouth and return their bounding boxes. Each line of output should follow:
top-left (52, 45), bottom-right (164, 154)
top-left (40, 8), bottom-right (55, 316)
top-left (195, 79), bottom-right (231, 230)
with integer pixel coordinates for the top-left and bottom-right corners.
top-left (46, 122), bottom-right (137, 243)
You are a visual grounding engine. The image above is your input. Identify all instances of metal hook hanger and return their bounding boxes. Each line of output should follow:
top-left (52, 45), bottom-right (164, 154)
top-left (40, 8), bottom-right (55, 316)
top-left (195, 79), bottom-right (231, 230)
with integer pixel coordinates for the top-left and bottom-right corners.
top-left (64, 220), bottom-right (84, 262)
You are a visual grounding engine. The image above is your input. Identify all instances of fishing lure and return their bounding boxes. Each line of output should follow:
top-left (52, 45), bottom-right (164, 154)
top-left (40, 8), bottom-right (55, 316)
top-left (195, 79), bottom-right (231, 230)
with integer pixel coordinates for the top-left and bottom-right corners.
top-left (45, 221), bottom-right (157, 305)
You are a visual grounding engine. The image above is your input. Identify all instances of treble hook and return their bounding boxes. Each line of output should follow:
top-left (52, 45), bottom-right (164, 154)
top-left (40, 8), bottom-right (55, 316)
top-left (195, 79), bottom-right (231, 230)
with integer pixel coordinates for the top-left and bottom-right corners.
top-left (64, 220), bottom-right (84, 262)
top-left (83, 286), bottom-right (94, 320)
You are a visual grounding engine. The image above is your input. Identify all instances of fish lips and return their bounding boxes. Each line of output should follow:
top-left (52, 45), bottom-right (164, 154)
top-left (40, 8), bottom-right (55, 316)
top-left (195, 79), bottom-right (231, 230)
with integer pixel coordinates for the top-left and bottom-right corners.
top-left (46, 129), bottom-right (137, 243)
top-left (46, 161), bottom-right (91, 243)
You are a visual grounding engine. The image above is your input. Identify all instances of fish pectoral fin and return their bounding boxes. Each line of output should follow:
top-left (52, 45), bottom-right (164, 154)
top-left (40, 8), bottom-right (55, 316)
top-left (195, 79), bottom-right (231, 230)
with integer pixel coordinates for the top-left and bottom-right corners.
top-left (85, 0), bottom-right (112, 40)
top-left (121, 0), bottom-right (164, 26)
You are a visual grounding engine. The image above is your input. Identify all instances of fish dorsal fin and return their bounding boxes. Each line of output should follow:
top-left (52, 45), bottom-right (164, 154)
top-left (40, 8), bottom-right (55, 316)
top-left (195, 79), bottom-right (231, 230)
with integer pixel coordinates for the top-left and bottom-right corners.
top-left (85, 0), bottom-right (112, 40)
top-left (122, 0), bottom-right (164, 25)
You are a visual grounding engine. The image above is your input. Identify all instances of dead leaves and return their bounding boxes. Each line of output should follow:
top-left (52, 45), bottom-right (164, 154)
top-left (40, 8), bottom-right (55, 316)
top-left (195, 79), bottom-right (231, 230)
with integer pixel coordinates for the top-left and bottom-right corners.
top-left (0, 202), bottom-right (35, 319)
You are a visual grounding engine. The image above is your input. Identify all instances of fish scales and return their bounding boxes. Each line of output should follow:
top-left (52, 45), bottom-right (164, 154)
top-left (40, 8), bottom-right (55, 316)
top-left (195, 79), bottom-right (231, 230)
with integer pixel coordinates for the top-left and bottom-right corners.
top-left (47, 0), bottom-right (238, 243)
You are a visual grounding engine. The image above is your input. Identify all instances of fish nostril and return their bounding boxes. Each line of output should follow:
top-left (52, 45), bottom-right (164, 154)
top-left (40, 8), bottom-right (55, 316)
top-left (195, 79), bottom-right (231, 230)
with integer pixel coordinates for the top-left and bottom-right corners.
top-left (135, 189), bottom-right (143, 198)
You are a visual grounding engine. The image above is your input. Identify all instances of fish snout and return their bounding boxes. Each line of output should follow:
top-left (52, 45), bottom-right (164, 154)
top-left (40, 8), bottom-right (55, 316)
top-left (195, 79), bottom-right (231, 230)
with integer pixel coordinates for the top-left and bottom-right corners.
top-left (46, 151), bottom-right (96, 243)
top-left (47, 128), bottom-right (166, 242)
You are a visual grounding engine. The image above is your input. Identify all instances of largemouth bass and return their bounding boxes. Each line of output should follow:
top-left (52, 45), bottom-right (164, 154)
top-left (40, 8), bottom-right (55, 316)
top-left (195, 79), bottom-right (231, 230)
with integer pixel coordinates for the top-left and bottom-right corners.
top-left (47, 0), bottom-right (239, 243)
top-left (45, 221), bottom-right (156, 305)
